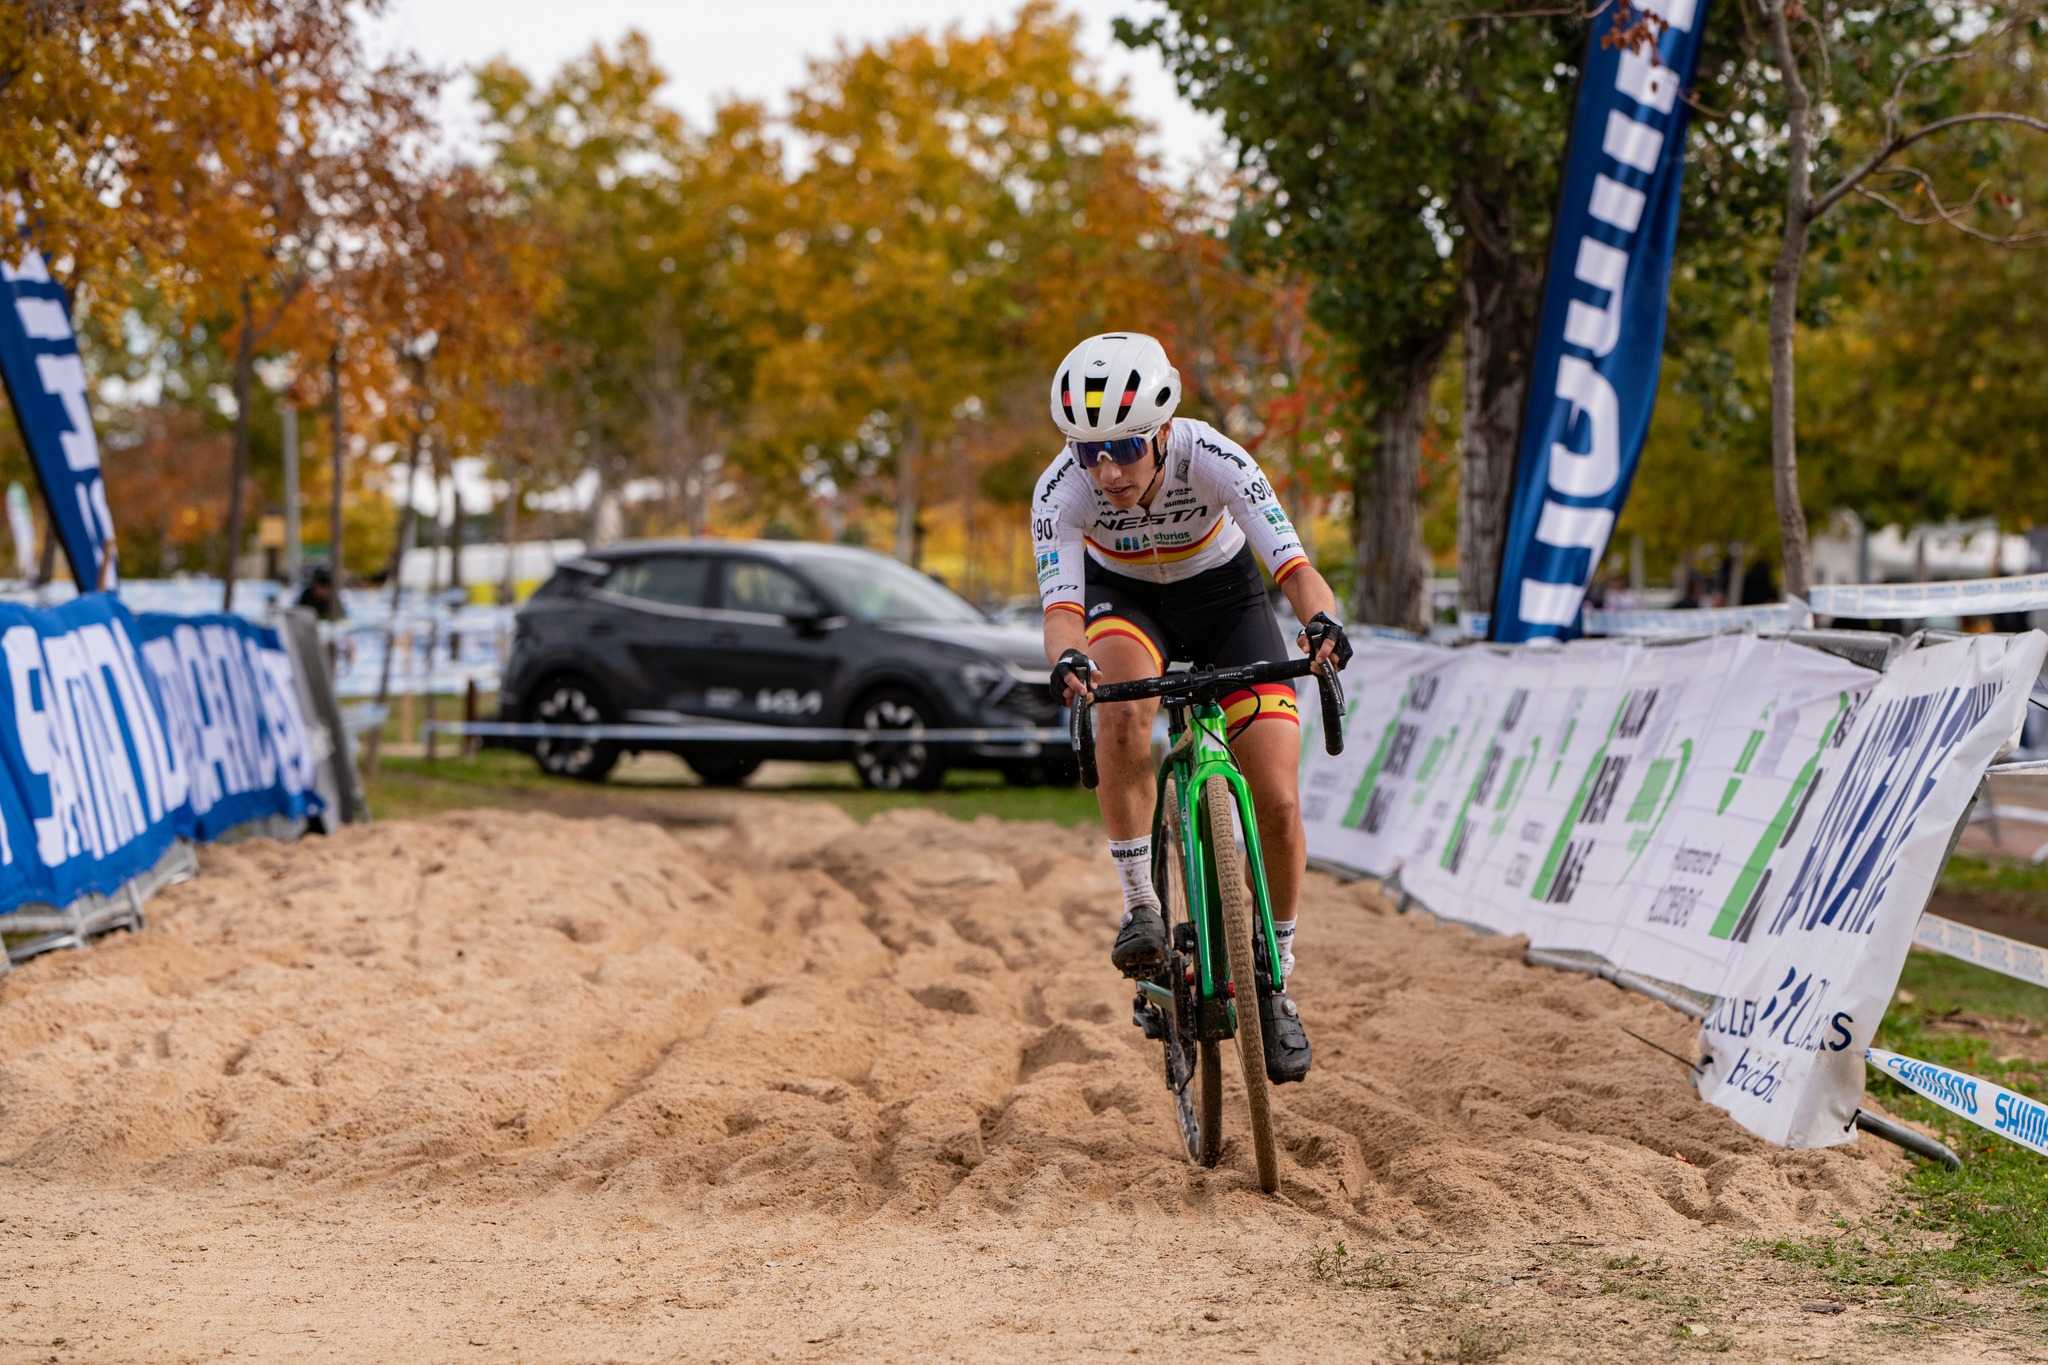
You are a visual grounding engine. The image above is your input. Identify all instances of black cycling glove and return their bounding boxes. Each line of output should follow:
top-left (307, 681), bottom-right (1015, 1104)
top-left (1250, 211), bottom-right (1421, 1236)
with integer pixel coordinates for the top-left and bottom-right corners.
top-left (1301, 612), bottom-right (1354, 669)
top-left (1049, 647), bottom-right (1098, 703)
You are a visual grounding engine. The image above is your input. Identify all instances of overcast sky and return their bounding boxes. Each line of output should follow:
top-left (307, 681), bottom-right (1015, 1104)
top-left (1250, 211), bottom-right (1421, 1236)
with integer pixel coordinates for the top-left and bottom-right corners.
top-left (373, 0), bottom-right (1224, 175)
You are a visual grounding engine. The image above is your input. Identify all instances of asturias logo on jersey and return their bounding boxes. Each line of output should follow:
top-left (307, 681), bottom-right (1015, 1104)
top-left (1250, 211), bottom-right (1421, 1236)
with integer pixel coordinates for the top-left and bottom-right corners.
top-left (1114, 534), bottom-right (1144, 553)
top-left (1035, 551), bottom-right (1059, 582)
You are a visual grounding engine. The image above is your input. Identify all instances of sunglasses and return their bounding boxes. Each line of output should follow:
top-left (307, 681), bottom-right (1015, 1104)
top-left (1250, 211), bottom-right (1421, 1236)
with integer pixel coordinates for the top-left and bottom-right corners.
top-left (1070, 429), bottom-right (1160, 469)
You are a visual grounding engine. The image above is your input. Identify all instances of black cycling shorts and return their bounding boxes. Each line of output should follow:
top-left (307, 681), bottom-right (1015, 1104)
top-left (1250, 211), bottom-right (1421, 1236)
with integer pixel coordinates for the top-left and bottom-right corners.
top-left (1082, 545), bottom-right (1299, 733)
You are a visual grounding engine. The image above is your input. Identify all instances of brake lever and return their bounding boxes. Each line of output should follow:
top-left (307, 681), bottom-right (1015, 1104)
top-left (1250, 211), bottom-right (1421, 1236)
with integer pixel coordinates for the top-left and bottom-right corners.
top-left (1314, 659), bottom-right (1345, 757)
top-left (1070, 695), bottom-right (1099, 789)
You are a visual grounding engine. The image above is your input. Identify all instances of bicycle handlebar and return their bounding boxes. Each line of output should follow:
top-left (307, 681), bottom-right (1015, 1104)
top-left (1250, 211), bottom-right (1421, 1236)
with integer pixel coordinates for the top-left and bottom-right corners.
top-left (1069, 655), bottom-right (1346, 790)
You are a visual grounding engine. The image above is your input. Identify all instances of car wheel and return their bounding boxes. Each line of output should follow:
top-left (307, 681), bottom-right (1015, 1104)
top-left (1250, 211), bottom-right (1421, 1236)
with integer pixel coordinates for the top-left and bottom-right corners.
top-left (529, 674), bottom-right (619, 782)
top-left (685, 755), bottom-right (762, 787)
top-left (850, 687), bottom-right (946, 791)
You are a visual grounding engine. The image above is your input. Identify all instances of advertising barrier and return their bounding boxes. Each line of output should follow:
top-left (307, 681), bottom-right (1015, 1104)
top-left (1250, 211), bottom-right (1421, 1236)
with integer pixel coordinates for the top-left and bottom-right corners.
top-left (0, 593), bottom-right (321, 922)
top-left (1301, 629), bottom-right (2046, 1150)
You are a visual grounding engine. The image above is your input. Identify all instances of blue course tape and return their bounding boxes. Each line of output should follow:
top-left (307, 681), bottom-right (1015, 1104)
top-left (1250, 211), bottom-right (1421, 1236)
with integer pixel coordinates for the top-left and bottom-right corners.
top-left (1867, 1047), bottom-right (2048, 1159)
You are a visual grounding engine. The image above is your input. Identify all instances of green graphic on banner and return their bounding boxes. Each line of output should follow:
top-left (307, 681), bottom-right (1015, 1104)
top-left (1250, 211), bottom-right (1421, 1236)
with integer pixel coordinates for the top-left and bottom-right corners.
top-left (1411, 725), bottom-right (1459, 806)
top-left (1718, 703), bottom-right (1772, 814)
top-left (1342, 680), bottom-right (1409, 827)
top-left (1491, 739), bottom-right (1539, 838)
top-left (1627, 756), bottom-right (1675, 823)
top-left (1533, 694), bottom-right (1631, 900)
top-left (1623, 739), bottom-right (1692, 875)
top-left (1442, 728), bottom-right (1503, 870)
top-left (1550, 715), bottom-right (1578, 788)
top-left (1709, 692), bottom-right (1851, 939)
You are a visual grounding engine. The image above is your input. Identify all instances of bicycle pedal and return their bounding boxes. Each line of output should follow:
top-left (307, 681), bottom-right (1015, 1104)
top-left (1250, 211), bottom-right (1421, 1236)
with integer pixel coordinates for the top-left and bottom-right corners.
top-left (1132, 992), bottom-right (1168, 1040)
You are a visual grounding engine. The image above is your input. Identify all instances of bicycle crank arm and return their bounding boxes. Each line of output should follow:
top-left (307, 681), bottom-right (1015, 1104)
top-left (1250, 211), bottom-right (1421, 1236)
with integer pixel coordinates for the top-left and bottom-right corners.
top-left (1135, 980), bottom-right (1175, 1008)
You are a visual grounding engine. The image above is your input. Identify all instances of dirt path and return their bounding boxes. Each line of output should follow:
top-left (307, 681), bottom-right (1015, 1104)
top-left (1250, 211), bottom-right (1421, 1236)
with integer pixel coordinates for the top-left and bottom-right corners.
top-left (0, 806), bottom-right (2034, 1363)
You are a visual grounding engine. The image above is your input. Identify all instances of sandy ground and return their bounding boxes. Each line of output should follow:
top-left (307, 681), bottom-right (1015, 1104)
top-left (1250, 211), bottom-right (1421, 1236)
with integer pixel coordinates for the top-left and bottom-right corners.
top-left (0, 805), bottom-right (2037, 1364)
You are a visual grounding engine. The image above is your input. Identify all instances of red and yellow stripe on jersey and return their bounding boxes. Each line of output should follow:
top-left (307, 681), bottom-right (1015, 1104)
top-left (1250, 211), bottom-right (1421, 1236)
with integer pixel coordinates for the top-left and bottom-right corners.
top-left (1084, 615), bottom-right (1166, 673)
top-left (1084, 516), bottom-right (1225, 566)
top-left (1221, 683), bottom-right (1300, 731)
top-left (1273, 555), bottom-right (1310, 586)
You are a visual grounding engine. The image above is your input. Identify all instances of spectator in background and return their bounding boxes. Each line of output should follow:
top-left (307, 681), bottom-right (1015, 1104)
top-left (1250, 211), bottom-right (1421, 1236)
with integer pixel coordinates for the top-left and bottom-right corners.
top-left (1741, 558), bottom-right (1777, 606)
top-left (295, 561), bottom-right (344, 621)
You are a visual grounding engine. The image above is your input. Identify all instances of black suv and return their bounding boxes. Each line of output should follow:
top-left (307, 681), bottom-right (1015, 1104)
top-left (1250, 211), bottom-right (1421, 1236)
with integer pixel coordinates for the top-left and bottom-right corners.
top-left (500, 539), bottom-right (1069, 789)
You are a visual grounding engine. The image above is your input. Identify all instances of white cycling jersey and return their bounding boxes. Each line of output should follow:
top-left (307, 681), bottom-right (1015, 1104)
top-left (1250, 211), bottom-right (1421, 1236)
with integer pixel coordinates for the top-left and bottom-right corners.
top-left (1031, 418), bottom-right (1309, 620)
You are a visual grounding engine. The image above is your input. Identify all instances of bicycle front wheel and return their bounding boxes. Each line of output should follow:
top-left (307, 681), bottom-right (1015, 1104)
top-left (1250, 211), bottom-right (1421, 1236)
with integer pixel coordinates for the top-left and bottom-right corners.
top-left (1204, 775), bottom-right (1277, 1193)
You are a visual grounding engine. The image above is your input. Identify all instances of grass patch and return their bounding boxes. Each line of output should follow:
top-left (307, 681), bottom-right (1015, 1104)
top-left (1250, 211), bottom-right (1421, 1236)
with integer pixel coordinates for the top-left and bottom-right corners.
top-left (1747, 945), bottom-right (2048, 1328)
top-left (1936, 853), bottom-right (2048, 896)
top-left (1307, 1240), bottom-right (1403, 1291)
top-left (1867, 951), bottom-right (2048, 1307)
top-left (364, 748), bottom-right (1100, 827)
top-left (1439, 1324), bottom-right (1519, 1364)
top-left (365, 750), bottom-right (560, 821)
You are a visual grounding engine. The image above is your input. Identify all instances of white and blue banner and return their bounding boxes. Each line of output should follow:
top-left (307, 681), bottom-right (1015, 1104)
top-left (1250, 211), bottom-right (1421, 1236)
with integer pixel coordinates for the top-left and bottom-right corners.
top-left (0, 244), bottom-right (116, 590)
top-left (1490, 0), bottom-right (1710, 642)
top-left (1300, 629), bottom-right (2047, 1150)
top-left (0, 594), bottom-right (318, 915)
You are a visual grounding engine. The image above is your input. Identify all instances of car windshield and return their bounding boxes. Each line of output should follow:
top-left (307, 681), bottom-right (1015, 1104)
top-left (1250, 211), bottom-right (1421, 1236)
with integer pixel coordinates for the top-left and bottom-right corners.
top-left (789, 550), bottom-right (985, 624)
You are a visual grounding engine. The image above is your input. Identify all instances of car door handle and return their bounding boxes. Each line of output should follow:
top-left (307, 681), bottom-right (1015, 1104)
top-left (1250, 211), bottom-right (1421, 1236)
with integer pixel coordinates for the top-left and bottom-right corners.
top-left (710, 629), bottom-right (741, 647)
top-left (589, 621), bottom-right (618, 638)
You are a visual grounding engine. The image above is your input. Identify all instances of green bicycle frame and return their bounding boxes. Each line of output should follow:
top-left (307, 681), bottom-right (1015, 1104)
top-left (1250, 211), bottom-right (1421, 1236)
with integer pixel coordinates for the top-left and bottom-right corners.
top-left (1151, 699), bottom-right (1286, 1003)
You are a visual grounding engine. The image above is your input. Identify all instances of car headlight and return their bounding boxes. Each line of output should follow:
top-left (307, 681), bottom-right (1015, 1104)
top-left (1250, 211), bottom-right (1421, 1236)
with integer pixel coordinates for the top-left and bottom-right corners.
top-left (958, 660), bottom-right (1008, 698)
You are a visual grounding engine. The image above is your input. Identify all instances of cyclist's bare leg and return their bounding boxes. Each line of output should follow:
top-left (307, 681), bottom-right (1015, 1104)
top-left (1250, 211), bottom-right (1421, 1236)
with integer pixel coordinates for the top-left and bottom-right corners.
top-left (1087, 634), bottom-right (1162, 839)
top-left (1231, 717), bottom-right (1306, 927)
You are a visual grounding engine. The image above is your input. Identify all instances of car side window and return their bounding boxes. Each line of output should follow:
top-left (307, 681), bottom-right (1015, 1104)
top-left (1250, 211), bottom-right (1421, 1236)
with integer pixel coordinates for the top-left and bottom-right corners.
top-left (602, 557), bottom-right (712, 609)
top-left (723, 561), bottom-right (821, 616)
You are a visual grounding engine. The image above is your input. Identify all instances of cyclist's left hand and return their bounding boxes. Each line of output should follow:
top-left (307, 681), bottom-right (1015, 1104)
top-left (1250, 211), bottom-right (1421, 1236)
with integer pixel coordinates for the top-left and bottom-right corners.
top-left (1297, 611), bottom-right (1353, 670)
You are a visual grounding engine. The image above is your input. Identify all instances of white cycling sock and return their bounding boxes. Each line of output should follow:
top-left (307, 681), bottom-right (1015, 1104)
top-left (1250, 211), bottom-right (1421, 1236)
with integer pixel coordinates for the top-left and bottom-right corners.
top-left (1273, 918), bottom-right (1298, 983)
top-left (1108, 836), bottom-right (1156, 924)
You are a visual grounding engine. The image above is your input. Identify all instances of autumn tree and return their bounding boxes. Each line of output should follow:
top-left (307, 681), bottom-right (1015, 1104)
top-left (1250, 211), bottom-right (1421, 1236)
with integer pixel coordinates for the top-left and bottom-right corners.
top-left (1734, 1), bottom-right (2048, 595)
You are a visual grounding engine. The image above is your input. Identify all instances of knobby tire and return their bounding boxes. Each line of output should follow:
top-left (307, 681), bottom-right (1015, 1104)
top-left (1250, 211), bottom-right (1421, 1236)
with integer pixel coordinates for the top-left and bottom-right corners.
top-left (1159, 777), bottom-right (1219, 1166)
top-left (1204, 775), bottom-right (1277, 1193)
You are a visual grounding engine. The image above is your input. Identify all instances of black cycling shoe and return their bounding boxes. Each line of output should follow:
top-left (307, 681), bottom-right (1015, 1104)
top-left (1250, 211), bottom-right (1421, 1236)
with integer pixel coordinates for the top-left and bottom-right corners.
top-left (1111, 904), bottom-right (1168, 977)
top-left (1260, 989), bottom-right (1312, 1084)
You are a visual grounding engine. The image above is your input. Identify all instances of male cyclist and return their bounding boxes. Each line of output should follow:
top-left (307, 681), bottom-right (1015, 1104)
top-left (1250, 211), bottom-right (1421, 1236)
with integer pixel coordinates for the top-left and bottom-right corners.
top-left (1032, 332), bottom-right (1352, 1084)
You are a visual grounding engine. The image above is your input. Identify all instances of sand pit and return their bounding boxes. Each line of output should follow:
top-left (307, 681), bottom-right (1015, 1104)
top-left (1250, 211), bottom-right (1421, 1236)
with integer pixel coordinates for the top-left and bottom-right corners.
top-left (0, 805), bottom-right (2019, 1362)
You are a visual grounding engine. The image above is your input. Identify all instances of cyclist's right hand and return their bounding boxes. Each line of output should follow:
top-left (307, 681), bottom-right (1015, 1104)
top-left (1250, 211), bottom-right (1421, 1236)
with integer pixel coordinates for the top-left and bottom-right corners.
top-left (1049, 647), bottom-right (1099, 704)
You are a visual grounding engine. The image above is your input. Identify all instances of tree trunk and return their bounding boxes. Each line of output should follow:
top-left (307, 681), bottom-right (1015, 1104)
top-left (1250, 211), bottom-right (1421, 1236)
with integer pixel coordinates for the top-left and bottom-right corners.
top-left (446, 457), bottom-right (466, 599)
top-left (1351, 355), bottom-right (1439, 632)
top-left (328, 343), bottom-right (344, 579)
top-left (363, 424), bottom-right (426, 780)
top-left (1458, 190), bottom-right (1541, 619)
top-left (895, 435), bottom-right (919, 566)
top-left (1767, 0), bottom-right (1814, 599)
top-left (222, 281), bottom-right (256, 612)
top-left (499, 483), bottom-right (519, 604)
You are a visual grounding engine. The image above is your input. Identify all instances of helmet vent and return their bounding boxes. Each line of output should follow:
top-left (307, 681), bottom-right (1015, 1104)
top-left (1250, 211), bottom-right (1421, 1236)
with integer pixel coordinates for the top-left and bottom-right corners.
top-left (1082, 373), bottom-right (1108, 427)
top-left (1114, 368), bottom-right (1140, 424)
top-left (1156, 386), bottom-right (1172, 406)
top-left (1058, 370), bottom-right (1075, 425)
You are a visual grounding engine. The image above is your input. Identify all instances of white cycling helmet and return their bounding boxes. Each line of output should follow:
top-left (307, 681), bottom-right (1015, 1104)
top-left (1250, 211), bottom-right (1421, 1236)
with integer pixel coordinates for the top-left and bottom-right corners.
top-left (1048, 332), bottom-right (1181, 441)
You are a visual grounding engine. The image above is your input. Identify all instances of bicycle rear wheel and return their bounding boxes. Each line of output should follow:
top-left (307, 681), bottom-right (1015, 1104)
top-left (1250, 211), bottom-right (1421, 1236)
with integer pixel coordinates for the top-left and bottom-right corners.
top-left (1204, 775), bottom-right (1277, 1193)
top-left (1157, 777), bottom-right (1219, 1165)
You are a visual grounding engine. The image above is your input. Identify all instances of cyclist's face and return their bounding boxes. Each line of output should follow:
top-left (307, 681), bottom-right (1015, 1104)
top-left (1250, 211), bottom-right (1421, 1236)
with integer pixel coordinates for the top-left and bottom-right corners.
top-left (1086, 424), bottom-right (1165, 507)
